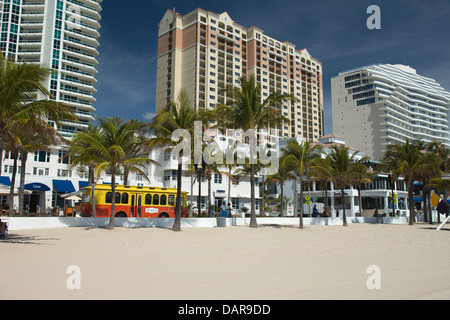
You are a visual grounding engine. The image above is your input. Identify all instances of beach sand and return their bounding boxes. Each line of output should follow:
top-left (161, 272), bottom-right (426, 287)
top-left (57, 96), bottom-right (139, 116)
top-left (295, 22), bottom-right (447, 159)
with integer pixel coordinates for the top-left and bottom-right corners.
top-left (1, 223), bottom-right (450, 300)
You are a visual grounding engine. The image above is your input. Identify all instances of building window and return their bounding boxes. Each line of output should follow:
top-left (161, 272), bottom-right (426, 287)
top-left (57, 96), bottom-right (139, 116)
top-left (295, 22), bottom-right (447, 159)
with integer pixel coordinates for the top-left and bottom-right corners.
top-left (33, 167), bottom-right (49, 176)
top-left (34, 150), bottom-right (50, 163)
top-left (232, 197), bottom-right (240, 210)
top-left (214, 174), bottom-right (222, 184)
top-left (58, 150), bottom-right (70, 164)
top-left (165, 170), bottom-right (178, 181)
top-left (57, 169), bottom-right (72, 177)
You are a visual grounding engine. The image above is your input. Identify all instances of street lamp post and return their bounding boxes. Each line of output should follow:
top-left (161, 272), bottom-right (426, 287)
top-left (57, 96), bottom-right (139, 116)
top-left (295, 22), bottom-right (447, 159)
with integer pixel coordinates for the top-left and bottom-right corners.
top-left (194, 157), bottom-right (206, 218)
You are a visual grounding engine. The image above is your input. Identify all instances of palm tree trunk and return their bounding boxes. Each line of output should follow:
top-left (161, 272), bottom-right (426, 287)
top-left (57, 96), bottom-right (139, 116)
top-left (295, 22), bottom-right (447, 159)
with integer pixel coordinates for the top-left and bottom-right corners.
top-left (8, 151), bottom-right (18, 217)
top-left (228, 168), bottom-right (232, 216)
top-left (18, 151), bottom-right (28, 216)
top-left (341, 187), bottom-right (347, 226)
top-left (293, 176), bottom-right (298, 218)
top-left (408, 180), bottom-right (414, 225)
top-left (123, 168), bottom-right (129, 186)
top-left (190, 173), bottom-right (194, 217)
top-left (172, 162), bottom-right (183, 231)
top-left (423, 185), bottom-right (428, 223)
top-left (299, 176), bottom-right (304, 229)
top-left (0, 145), bottom-right (3, 177)
top-left (357, 184), bottom-right (362, 216)
top-left (260, 173), bottom-right (265, 217)
top-left (91, 182), bottom-right (96, 218)
top-left (249, 163), bottom-right (258, 228)
top-left (208, 176), bottom-right (212, 217)
top-left (280, 183), bottom-right (284, 217)
top-left (89, 165), bottom-right (96, 218)
top-left (108, 171), bottom-right (116, 230)
top-left (427, 189), bottom-right (432, 224)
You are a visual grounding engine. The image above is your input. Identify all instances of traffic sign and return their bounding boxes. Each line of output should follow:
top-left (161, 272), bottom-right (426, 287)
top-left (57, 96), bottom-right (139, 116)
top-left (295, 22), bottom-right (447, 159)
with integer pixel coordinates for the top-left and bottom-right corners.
top-left (305, 195), bottom-right (310, 205)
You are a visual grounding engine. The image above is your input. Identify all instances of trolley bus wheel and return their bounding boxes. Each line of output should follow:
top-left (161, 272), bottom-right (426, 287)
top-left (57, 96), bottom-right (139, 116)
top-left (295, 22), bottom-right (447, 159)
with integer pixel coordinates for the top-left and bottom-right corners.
top-left (115, 212), bottom-right (127, 218)
top-left (158, 213), bottom-right (169, 218)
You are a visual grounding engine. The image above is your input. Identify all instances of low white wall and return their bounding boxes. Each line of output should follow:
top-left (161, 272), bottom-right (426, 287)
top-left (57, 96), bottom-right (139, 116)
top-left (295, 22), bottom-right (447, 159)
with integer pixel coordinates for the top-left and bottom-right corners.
top-left (2, 216), bottom-right (409, 231)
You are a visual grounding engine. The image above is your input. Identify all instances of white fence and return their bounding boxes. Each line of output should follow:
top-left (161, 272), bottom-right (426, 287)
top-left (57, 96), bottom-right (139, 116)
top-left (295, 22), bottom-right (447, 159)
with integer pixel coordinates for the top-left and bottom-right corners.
top-left (1, 216), bottom-right (409, 231)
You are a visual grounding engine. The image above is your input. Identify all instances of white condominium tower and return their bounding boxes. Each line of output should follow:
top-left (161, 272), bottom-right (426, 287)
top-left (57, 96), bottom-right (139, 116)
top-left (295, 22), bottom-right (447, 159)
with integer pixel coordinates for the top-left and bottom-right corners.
top-left (332, 64), bottom-right (450, 161)
top-left (156, 8), bottom-right (324, 141)
top-left (0, 0), bottom-right (102, 137)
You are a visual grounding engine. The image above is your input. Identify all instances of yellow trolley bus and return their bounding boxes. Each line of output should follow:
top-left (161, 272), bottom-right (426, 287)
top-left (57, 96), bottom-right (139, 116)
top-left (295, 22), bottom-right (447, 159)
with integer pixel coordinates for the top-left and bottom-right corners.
top-left (80, 185), bottom-right (188, 218)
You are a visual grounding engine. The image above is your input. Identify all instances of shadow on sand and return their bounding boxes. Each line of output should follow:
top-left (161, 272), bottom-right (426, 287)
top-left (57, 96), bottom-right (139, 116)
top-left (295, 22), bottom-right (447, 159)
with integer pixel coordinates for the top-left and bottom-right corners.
top-left (0, 233), bottom-right (59, 245)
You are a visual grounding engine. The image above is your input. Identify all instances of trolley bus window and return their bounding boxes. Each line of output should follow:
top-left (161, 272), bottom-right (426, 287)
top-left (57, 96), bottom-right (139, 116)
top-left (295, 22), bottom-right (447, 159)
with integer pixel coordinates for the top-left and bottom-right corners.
top-left (145, 194), bottom-right (152, 205)
top-left (106, 192), bottom-right (121, 204)
top-left (161, 194), bottom-right (167, 206)
top-left (153, 194), bottom-right (159, 205)
top-left (137, 195), bottom-right (142, 217)
top-left (168, 195), bottom-right (175, 206)
top-left (122, 192), bottom-right (129, 204)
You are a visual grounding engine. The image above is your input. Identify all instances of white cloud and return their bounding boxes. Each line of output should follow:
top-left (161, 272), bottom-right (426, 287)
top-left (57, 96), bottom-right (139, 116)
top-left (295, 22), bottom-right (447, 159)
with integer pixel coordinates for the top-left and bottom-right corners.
top-left (143, 111), bottom-right (156, 121)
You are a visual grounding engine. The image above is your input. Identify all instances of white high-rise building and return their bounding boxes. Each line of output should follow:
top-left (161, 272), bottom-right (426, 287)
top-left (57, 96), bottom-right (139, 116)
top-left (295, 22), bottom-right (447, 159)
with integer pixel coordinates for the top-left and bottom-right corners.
top-left (0, 0), bottom-right (102, 213)
top-left (0, 0), bottom-right (102, 137)
top-left (332, 64), bottom-right (450, 161)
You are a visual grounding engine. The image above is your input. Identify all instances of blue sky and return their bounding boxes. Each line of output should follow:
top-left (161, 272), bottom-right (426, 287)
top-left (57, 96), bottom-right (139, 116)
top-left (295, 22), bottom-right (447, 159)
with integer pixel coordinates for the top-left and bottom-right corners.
top-left (94, 0), bottom-right (450, 135)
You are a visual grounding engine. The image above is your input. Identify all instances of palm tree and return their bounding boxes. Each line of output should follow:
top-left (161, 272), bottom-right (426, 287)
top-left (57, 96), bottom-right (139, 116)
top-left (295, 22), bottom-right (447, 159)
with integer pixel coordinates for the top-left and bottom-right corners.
top-left (213, 75), bottom-right (295, 228)
top-left (150, 90), bottom-right (199, 231)
top-left (282, 139), bottom-right (322, 228)
top-left (427, 140), bottom-right (449, 173)
top-left (380, 139), bottom-right (423, 225)
top-left (0, 55), bottom-right (76, 215)
top-left (69, 125), bottom-right (103, 217)
top-left (313, 146), bottom-right (369, 226)
top-left (265, 156), bottom-right (296, 217)
top-left (73, 117), bottom-right (156, 229)
top-left (15, 120), bottom-right (65, 215)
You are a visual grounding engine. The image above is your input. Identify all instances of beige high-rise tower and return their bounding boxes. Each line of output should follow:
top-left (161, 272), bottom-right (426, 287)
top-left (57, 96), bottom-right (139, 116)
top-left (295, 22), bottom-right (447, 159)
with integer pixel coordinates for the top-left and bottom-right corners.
top-left (156, 8), bottom-right (324, 141)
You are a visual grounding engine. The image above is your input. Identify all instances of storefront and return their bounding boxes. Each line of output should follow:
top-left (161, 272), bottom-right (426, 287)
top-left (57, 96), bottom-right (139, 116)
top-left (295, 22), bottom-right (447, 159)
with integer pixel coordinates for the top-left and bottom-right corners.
top-left (52, 180), bottom-right (76, 209)
top-left (24, 182), bottom-right (51, 214)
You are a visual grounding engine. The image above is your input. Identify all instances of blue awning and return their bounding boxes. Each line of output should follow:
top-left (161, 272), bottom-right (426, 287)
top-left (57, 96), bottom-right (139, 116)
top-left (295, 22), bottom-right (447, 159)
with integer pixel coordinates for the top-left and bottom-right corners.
top-left (53, 180), bottom-right (76, 193)
top-left (79, 181), bottom-right (89, 189)
top-left (24, 183), bottom-right (50, 191)
top-left (413, 198), bottom-right (424, 202)
top-left (0, 176), bottom-right (11, 186)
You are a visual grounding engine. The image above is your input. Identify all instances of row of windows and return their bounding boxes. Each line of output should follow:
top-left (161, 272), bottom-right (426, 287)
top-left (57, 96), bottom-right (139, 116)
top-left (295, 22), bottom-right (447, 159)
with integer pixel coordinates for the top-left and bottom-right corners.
top-left (33, 150), bottom-right (70, 164)
top-left (105, 192), bottom-right (177, 207)
top-left (345, 73), bottom-right (361, 82)
top-left (353, 90), bottom-right (375, 100)
top-left (345, 80), bottom-right (361, 88)
top-left (356, 97), bottom-right (376, 106)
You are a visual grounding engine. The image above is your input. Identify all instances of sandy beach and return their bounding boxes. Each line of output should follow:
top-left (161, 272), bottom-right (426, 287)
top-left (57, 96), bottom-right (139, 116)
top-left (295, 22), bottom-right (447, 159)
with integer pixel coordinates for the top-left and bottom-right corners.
top-left (1, 223), bottom-right (450, 300)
